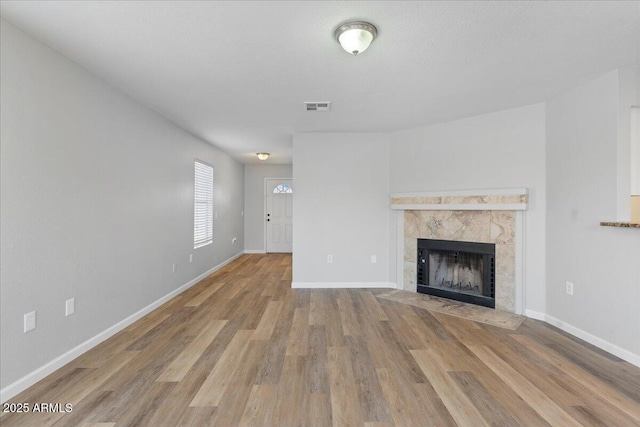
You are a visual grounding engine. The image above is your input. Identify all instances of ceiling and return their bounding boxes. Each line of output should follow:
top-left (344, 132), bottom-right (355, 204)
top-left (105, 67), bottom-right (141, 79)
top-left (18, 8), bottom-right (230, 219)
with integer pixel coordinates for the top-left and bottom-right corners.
top-left (1, 1), bottom-right (639, 165)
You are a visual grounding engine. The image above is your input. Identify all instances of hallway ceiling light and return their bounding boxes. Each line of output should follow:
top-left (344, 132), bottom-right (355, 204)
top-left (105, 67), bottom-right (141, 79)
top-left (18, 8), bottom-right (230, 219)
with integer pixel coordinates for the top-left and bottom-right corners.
top-left (256, 153), bottom-right (270, 161)
top-left (334, 21), bottom-right (377, 55)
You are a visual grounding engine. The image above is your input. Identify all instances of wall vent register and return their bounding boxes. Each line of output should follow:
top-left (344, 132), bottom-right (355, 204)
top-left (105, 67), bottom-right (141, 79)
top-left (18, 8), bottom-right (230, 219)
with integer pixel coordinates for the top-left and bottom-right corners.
top-left (304, 102), bottom-right (331, 111)
top-left (417, 239), bottom-right (495, 308)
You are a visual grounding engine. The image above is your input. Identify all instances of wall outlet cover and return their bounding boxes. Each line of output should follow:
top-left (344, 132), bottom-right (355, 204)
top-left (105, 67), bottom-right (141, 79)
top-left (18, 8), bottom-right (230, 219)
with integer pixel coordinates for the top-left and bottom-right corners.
top-left (65, 298), bottom-right (75, 316)
top-left (565, 281), bottom-right (574, 295)
top-left (24, 311), bottom-right (36, 333)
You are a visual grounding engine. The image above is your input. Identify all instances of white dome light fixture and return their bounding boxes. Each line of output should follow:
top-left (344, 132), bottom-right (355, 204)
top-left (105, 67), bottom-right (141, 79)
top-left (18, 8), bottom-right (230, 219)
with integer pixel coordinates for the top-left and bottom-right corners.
top-left (334, 21), bottom-right (377, 56)
top-left (256, 153), bottom-right (270, 161)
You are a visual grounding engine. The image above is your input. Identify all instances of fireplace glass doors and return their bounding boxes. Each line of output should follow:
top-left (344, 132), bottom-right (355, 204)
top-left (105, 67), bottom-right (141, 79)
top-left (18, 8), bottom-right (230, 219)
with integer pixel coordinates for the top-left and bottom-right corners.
top-left (417, 239), bottom-right (495, 308)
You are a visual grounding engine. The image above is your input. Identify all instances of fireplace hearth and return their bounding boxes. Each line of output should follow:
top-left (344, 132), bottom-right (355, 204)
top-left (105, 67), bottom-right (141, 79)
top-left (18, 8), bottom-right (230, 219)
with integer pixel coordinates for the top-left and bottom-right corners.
top-left (417, 238), bottom-right (495, 308)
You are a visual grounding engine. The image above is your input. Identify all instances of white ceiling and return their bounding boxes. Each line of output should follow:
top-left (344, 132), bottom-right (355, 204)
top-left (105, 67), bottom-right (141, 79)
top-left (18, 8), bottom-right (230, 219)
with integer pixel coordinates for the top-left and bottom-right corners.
top-left (1, 1), bottom-right (639, 164)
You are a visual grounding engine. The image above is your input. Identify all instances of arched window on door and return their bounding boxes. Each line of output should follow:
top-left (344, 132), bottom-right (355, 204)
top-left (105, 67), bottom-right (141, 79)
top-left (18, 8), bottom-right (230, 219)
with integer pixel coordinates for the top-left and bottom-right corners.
top-left (273, 183), bottom-right (293, 194)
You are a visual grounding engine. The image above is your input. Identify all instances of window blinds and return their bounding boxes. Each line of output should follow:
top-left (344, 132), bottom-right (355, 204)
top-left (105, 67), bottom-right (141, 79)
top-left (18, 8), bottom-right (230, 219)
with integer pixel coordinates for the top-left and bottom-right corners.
top-left (194, 161), bottom-right (213, 249)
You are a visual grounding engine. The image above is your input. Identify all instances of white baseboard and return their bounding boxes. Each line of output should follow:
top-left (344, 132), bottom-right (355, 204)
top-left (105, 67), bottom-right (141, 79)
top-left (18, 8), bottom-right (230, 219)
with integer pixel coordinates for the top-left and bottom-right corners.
top-left (291, 282), bottom-right (396, 289)
top-left (0, 251), bottom-right (244, 403)
top-left (524, 311), bottom-right (640, 368)
top-left (542, 314), bottom-right (640, 368)
top-left (244, 249), bottom-right (266, 254)
top-left (524, 309), bottom-right (546, 321)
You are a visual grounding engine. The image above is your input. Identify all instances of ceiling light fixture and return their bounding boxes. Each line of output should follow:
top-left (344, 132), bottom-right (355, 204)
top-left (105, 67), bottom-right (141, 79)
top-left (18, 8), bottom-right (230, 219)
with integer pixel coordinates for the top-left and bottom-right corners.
top-left (256, 153), bottom-right (270, 161)
top-left (334, 21), bottom-right (377, 55)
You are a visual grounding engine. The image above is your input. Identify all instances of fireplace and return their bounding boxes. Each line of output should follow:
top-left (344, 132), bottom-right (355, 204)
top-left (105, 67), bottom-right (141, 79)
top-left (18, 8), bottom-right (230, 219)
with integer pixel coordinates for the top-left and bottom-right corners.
top-left (393, 190), bottom-right (527, 313)
top-left (417, 239), bottom-right (495, 308)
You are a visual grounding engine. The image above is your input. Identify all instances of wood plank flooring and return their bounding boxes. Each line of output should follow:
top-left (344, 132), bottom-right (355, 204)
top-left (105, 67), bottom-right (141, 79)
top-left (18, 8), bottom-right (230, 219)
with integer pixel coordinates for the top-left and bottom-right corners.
top-left (2, 254), bottom-right (640, 426)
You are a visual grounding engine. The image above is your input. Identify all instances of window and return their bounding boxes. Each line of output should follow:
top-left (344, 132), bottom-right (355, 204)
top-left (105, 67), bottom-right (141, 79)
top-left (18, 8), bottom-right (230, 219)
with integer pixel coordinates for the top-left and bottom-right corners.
top-left (194, 161), bottom-right (213, 249)
top-left (273, 183), bottom-right (293, 193)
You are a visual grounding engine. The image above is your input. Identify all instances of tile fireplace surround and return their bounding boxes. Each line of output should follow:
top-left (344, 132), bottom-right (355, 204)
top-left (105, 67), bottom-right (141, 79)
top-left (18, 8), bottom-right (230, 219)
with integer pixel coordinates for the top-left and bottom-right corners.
top-left (391, 189), bottom-right (528, 314)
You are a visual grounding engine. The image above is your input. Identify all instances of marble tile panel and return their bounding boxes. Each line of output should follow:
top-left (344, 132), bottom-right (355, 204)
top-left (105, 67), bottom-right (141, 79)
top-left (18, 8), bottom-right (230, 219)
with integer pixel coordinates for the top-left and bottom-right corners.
top-left (495, 244), bottom-right (515, 279)
top-left (503, 194), bottom-right (528, 204)
top-left (451, 211), bottom-right (491, 242)
top-left (404, 238), bottom-right (417, 262)
top-left (404, 261), bottom-right (417, 292)
top-left (490, 211), bottom-right (515, 244)
top-left (487, 195), bottom-right (527, 204)
top-left (423, 212), bottom-right (446, 238)
top-left (392, 197), bottom-right (442, 205)
top-left (495, 274), bottom-right (515, 312)
top-left (442, 196), bottom-right (487, 205)
top-left (427, 213), bottom-right (453, 239)
top-left (442, 214), bottom-right (464, 237)
top-left (404, 211), bottom-right (421, 237)
top-left (406, 210), bottom-right (452, 238)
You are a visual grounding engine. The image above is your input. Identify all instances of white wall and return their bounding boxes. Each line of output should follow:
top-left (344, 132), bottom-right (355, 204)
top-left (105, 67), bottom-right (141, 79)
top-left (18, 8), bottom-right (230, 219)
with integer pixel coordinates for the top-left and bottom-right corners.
top-left (546, 69), bottom-right (640, 361)
top-left (0, 20), bottom-right (244, 392)
top-left (390, 104), bottom-right (547, 314)
top-left (292, 133), bottom-right (392, 286)
top-left (244, 164), bottom-right (293, 252)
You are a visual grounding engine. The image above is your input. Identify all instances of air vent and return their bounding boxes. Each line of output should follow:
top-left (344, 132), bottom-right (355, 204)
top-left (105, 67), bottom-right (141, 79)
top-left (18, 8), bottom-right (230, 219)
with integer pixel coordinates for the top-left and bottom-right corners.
top-left (304, 102), bottom-right (331, 112)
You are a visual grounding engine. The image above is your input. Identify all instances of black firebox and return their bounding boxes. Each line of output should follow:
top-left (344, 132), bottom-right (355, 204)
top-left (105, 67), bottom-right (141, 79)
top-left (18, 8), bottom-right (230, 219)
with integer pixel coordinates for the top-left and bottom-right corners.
top-left (417, 239), bottom-right (495, 308)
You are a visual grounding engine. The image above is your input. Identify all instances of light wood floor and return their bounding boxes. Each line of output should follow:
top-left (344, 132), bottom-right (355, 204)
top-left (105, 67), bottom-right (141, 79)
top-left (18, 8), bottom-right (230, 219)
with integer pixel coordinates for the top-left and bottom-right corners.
top-left (2, 254), bottom-right (640, 426)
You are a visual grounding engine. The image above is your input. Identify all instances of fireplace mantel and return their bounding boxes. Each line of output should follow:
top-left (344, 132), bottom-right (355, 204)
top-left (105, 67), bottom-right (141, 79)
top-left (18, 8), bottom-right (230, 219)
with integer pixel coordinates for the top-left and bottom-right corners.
top-left (391, 188), bottom-right (528, 211)
top-left (392, 188), bottom-right (528, 314)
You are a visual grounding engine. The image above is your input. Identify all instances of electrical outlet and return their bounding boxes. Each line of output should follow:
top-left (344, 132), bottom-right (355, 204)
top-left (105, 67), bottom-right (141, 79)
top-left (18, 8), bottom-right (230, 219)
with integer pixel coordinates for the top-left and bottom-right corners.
top-left (241, 210), bottom-right (244, 217)
top-left (189, 254), bottom-right (193, 263)
top-left (172, 263), bottom-right (177, 273)
top-left (566, 281), bottom-right (574, 295)
top-left (24, 311), bottom-right (36, 333)
top-left (371, 255), bottom-right (377, 263)
top-left (65, 298), bottom-right (75, 316)
top-left (327, 254), bottom-right (333, 264)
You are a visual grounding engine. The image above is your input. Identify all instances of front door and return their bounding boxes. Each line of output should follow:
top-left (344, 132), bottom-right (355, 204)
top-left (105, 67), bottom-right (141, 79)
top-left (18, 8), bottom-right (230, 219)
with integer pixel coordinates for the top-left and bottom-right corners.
top-left (266, 179), bottom-right (293, 253)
